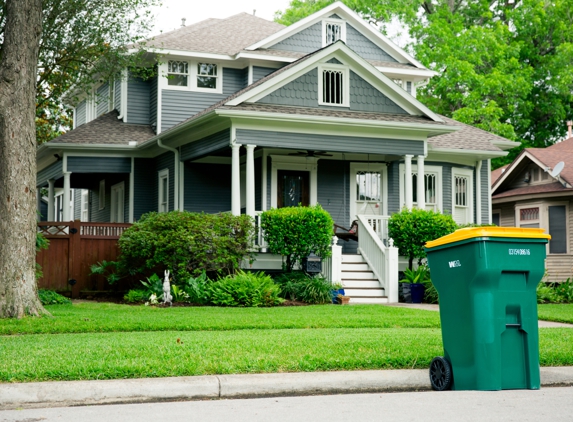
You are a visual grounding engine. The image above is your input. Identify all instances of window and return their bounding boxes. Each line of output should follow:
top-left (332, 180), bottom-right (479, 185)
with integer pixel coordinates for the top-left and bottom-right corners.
top-left (197, 63), bottom-right (218, 90)
top-left (318, 64), bottom-right (349, 107)
top-left (548, 205), bottom-right (567, 253)
top-left (452, 168), bottom-right (473, 225)
top-left (412, 173), bottom-right (437, 207)
top-left (519, 207), bottom-right (540, 228)
top-left (399, 164), bottom-right (443, 212)
top-left (158, 169), bottom-right (169, 213)
top-left (99, 180), bottom-right (105, 210)
top-left (515, 203), bottom-right (568, 254)
top-left (80, 190), bottom-right (89, 222)
top-left (168, 60), bottom-right (189, 86)
top-left (322, 19), bottom-right (346, 46)
top-left (350, 163), bottom-right (387, 219)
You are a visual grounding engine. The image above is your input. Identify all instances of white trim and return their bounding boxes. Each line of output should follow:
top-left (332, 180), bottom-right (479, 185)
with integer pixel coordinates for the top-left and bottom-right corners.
top-left (399, 163), bottom-right (443, 212)
top-left (162, 59), bottom-right (223, 94)
top-left (492, 151), bottom-right (551, 193)
top-left (349, 163), bottom-right (388, 225)
top-left (317, 63), bottom-right (350, 107)
top-left (452, 167), bottom-right (474, 225)
top-left (248, 65), bottom-right (254, 86)
top-left (476, 160), bottom-right (482, 225)
top-left (262, 149), bottom-right (268, 211)
top-left (158, 168), bottom-right (169, 213)
top-left (110, 181), bottom-right (125, 223)
top-left (322, 18), bottom-right (346, 47)
top-left (487, 160), bottom-right (492, 224)
top-left (129, 157), bottom-right (134, 223)
top-left (270, 155), bottom-right (318, 208)
top-left (80, 189), bottom-right (89, 222)
top-left (120, 69), bottom-right (128, 121)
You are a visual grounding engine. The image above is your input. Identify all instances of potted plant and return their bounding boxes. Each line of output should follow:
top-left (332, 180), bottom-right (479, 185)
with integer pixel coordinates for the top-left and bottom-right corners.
top-left (402, 265), bottom-right (430, 304)
top-left (330, 282), bottom-right (345, 304)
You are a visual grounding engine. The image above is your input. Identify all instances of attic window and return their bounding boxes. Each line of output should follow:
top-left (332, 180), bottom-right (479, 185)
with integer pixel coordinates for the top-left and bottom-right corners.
top-left (322, 19), bottom-right (346, 46)
top-left (168, 61), bottom-right (188, 86)
top-left (318, 64), bottom-right (349, 107)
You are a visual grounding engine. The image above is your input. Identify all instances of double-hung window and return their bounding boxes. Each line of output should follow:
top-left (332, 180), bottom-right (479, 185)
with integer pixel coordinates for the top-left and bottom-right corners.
top-left (399, 164), bottom-right (443, 212)
top-left (165, 60), bottom-right (222, 93)
top-left (452, 168), bottom-right (473, 225)
top-left (167, 61), bottom-right (189, 87)
top-left (197, 63), bottom-right (218, 90)
top-left (318, 64), bottom-right (349, 107)
top-left (158, 169), bottom-right (169, 213)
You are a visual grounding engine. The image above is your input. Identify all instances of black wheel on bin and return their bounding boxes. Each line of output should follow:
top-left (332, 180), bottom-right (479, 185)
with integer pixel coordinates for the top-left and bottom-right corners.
top-left (429, 356), bottom-right (453, 391)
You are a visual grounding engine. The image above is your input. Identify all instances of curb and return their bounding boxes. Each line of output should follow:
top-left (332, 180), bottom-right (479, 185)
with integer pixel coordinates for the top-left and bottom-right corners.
top-left (1, 367), bottom-right (573, 410)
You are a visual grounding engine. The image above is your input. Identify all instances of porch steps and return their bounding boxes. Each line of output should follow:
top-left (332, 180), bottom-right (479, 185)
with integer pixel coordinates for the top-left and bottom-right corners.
top-left (341, 254), bottom-right (387, 304)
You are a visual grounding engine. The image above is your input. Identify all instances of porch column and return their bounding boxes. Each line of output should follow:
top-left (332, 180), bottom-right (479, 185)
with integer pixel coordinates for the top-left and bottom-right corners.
top-left (36, 189), bottom-right (41, 221)
top-left (231, 143), bottom-right (242, 216)
top-left (417, 155), bottom-right (425, 210)
top-left (63, 172), bottom-right (71, 221)
top-left (404, 155), bottom-right (413, 210)
top-left (47, 179), bottom-right (55, 221)
top-left (245, 144), bottom-right (256, 219)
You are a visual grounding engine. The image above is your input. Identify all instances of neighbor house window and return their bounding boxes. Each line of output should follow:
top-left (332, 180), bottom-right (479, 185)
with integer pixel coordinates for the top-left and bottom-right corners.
top-left (548, 205), bottom-right (567, 253)
top-left (318, 65), bottom-right (349, 107)
top-left (519, 207), bottom-right (540, 228)
top-left (158, 169), bottom-right (169, 213)
top-left (196, 63), bottom-right (218, 90)
top-left (168, 61), bottom-right (189, 86)
top-left (322, 19), bottom-right (346, 46)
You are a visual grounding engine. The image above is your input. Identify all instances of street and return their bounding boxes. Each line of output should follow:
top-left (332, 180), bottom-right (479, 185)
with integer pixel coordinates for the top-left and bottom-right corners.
top-left (1, 387), bottom-right (572, 422)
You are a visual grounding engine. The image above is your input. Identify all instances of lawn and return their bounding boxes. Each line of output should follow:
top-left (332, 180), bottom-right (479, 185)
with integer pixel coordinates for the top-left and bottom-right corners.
top-left (537, 304), bottom-right (573, 324)
top-left (0, 302), bottom-right (571, 383)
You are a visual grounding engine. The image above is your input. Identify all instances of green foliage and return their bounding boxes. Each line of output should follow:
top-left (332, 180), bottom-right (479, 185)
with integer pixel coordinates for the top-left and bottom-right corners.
top-left (402, 265), bottom-right (430, 284)
top-left (274, 272), bottom-right (334, 304)
top-left (260, 205), bottom-right (333, 272)
top-left (209, 271), bottom-right (284, 307)
top-left (118, 211), bottom-right (254, 282)
top-left (140, 273), bottom-right (164, 298)
top-left (423, 280), bottom-right (439, 305)
top-left (388, 208), bottom-right (457, 269)
top-left (89, 260), bottom-right (122, 285)
top-left (180, 272), bottom-right (211, 305)
top-left (538, 279), bottom-right (573, 304)
top-left (170, 285), bottom-right (189, 303)
top-left (35, 232), bottom-right (50, 279)
top-left (123, 289), bottom-right (148, 303)
top-left (38, 290), bottom-right (71, 306)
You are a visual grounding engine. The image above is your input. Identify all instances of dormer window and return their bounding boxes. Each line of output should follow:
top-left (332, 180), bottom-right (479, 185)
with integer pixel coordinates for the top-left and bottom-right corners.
top-left (322, 19), bottom-right (346, 46)
top-left (197, 63), bottom-right (218, 90)
top-left (318, 64), bottom-right (349, 107)
top-left (168, 61), bottom-right (188, 86)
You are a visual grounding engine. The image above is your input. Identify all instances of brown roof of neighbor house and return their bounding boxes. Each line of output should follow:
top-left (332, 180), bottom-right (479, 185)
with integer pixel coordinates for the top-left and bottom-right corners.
top-left (492, 181), bottom-right (570, 199)
top-left (427, 116), bottom-right (506, 152)
top-left (525, 137), bottom-right (573, 186)
top-left (48, 110), bottom-right (155, 145)
top-left (145, 14), bottom-right (285, 55)
top-left (491, 164), bottom-right (509, 186)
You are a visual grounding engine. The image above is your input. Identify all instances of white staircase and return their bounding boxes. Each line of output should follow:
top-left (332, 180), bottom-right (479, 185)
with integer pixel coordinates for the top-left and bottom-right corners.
top-left (341, 254), bottom-right (388, 304)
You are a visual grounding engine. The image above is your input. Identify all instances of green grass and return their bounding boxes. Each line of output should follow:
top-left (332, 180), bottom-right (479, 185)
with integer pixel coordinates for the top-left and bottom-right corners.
top-left (538, 304), bottom-right (573, 324)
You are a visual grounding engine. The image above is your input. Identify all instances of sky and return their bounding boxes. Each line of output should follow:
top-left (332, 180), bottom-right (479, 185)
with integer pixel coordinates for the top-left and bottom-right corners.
top-left (150, 0), bottom-right (294, 35)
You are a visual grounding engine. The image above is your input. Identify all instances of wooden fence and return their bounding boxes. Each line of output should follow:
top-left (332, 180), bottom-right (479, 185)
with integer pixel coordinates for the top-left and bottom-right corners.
top-left (37, 221), bottom-right (132, 298)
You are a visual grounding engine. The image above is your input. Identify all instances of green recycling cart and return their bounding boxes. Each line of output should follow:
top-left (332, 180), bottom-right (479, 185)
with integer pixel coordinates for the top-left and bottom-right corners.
top-left (424, 227), bottom-right (550, 391)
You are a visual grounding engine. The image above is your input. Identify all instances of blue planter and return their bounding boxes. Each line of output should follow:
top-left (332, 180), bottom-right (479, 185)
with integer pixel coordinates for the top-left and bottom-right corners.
top-left (331, 288), bottom-right (345, 304)
top-left (410, 283), bottom-right (426, 304)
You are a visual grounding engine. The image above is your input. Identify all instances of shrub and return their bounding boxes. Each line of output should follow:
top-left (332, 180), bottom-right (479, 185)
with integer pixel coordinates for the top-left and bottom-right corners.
top-left (140, 273), bottom-right (164, 298)
top-left (388, 208), bottom-right (457, 270)
top-left (423, 280), bottom-right (439, 304)
top-left (38, 289), bottom-right (71, 305)
top-left (117, 211), bottom-right (254, 282)
top-left (123, 289), bottom-right (148, 303)
top-left (209, 271), bottom-right (283, 307)
top-left (538, 279), bottom-right (573, 304)
top-left (180, 272), bottom-right (211, 305)
top-left (274, 271), bottom-right (334, 304)
top-left (261, 204), bottom-right (333, 272)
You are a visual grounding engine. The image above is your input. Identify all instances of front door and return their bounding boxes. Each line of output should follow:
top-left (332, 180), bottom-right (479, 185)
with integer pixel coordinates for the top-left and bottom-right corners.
top-left (277, 170), bottom-right (309, 208)
top-left (350, 163), bottom-right (387, 222)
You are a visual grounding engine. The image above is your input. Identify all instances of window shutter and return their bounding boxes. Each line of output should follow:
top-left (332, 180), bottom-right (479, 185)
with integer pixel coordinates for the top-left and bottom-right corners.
top-left (549, 205), bottom-right (567, 253)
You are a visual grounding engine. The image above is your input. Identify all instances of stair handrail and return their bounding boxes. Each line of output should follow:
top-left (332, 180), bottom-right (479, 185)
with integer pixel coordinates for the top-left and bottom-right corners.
top-left (356, 215), bottom-right (387, 292)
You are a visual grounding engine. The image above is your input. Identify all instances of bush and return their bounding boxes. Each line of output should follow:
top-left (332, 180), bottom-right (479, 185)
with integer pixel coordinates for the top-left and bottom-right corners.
top-left (388, 208), bottom-right (457, 270)
top-left (38, 289), bottom-right (71, 305)
top-left (117, 211), bottom-right (254, 282)
top-left (538, 279), bottom-right (573, 303)
top-left (123, 289), bottom-right (148, 303)
top-left (180, 272), bottom-right (211, 305)
top-left (261, 205), bottom-right (333, 272)
top-left (274, 272), bottom-right (334, 304)
top-left (423, 280), bottom-right (439, 304)
top-left (209, 271), bottom-right (283, 307)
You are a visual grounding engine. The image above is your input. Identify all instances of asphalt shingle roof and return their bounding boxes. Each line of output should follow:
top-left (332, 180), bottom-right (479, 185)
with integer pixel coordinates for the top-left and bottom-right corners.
top-left (427, 116), bottom-right (506, 152)
top-left (492, 181), bottom-right (570, 199)
top-left (525, 137), bottom-right (573, 186)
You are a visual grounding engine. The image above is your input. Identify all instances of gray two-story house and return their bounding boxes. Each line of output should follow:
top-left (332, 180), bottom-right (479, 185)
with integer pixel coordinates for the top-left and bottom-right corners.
top-left (36, 2), bottom-right (516, 302)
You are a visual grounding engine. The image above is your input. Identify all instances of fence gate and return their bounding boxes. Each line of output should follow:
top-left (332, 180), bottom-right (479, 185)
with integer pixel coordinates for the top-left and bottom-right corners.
top-left (37, 221), bottom-right (131, 298)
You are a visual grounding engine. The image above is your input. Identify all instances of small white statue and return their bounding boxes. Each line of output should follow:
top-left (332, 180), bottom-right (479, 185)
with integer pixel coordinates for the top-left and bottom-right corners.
top-left (163, 270), bottom-right (173, 306)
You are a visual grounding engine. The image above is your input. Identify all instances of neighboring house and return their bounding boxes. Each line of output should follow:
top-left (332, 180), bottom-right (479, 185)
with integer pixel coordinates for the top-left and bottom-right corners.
top-left (491, 122), bottom-right (573, 282)
top-left (36, 2), bottom-right (516, 301)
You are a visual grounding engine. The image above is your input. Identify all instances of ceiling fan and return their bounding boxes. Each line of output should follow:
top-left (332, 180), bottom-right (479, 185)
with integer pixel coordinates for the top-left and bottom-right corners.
top-left (288, 150), bottom-right (333, 157)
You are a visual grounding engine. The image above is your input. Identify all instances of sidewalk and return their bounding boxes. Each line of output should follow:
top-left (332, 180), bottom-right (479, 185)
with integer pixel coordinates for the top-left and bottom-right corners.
top-left (2, 367), bottom-right (573, 410)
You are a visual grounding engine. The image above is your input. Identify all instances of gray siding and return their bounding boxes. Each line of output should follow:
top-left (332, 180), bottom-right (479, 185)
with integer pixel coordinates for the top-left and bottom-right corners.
top-left (156, 152), bottom-right (175, 213)
top-left (150, 75), bottom-right (158, 128)
top-left (236, 129), bottom-right (424, 156)
top-left (88, 175), bottom-right (130, 223)
top-left (67, 157), bottom-right (131, 173)
top-left (442, 164), bottom-right (452, 216)
top-left (183, 162), bottom-right (231, 213)
top-left (387, 162), bottom-right (400, 214)
top-left (96, 83), bottom-right (109, 117)
top-left (481, 160), bottom-right (490, 224)
top-left (253, 66), bottom-right (277, 83)
top-left (134, 158), bottom-right (156, 220)
top-left (180, 129), bottom-right (230, 161)
top-left (76, 100), bottom-right (87, 127)
top-left (127, 76), bottom-right (150, 125)
top-left (258, 68), bottom-right (407, 114)
top-left (37, 161), bottom-right (63, 187)
top-left (223, 67), bottom-right (248, 95)
top-left (271, 22), bottom-right (322, 53)
top-left (346, 24), bottom-right (397, 62)
top-left (114, 76), bottom-right (122, 112)
top-left (73, 189), bottom-right (82, 221)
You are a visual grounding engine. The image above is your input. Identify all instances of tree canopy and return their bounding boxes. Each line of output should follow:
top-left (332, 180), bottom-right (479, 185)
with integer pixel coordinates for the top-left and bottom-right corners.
top-left (0, 0), bottom-right (160, 144)
top-left (276, 0), bottom-right (573, 167)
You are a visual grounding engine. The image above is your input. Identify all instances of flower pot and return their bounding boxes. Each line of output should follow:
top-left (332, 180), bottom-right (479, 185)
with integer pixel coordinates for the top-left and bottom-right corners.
top-left (410, 283), bottom-right (426, 304)
top-left (331, 288), bottom-right (345, 304)
top-left (337, 295), bottom-right (350, 305)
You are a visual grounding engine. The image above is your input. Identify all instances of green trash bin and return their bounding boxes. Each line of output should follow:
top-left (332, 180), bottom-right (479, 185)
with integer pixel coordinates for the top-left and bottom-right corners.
top-left (424, 227), bottom-right (550, 391)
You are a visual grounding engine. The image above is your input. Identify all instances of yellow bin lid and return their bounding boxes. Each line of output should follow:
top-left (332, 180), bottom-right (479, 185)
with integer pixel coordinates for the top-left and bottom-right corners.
top-left (425, 227), bottom-right (551, 249)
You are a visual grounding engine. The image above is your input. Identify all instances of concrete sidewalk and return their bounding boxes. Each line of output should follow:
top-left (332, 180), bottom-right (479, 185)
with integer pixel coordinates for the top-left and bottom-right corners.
top-left (2, 367), bottom-right (573, 410)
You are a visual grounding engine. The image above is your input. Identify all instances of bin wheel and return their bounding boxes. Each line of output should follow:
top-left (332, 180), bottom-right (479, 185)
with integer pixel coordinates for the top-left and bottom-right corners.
top-left (429, 356), bottom-right (453, 391)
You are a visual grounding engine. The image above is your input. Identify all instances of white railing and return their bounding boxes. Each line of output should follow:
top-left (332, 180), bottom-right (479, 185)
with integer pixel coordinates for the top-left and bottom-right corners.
top-left (322, 236), bottom-right (342, 283)
top-left (359, 215), bottom-right (390, 244)
top-left (254, 211), bottom-right (267, 252)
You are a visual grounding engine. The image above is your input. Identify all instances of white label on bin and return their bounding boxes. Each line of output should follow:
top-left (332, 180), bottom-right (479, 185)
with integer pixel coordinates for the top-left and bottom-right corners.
top-left (509, 248), bottom-right (530, 256)
top-left (448, 260), bottom-right (461, 268)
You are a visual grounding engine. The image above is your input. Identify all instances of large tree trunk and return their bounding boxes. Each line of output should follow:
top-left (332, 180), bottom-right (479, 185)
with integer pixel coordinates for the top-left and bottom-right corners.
top-left (0, 0), bottom-right (47, 317)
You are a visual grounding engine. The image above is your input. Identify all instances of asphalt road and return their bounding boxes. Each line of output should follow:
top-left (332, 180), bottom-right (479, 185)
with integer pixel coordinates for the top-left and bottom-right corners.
top-left (1, 387), bottom-right (572, 422)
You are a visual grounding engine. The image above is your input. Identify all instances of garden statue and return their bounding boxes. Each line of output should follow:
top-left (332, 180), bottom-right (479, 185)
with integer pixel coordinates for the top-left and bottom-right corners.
top-left (163, 270), bottom-right (173, 306)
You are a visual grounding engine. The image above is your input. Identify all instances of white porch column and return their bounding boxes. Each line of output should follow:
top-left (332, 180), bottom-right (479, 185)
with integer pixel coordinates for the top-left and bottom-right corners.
top-left (417, 155), bottom-right (425, 210)
top-left (330, 237), bottom-right (342, 283)
top-left (404, 155), bottom-right (413, 210)
top-left (63, 172), bottom-right (71, 221)
top-left (47, 179), bottom-right (55, 221)
top-left (245, 144), bottom-right (256, 218)
top-left (387, 238), bottom-right (399, 303)
top-left (476, 160), bottom-right (482, 224)
top-left (231, 143), bottom-right (242, 216)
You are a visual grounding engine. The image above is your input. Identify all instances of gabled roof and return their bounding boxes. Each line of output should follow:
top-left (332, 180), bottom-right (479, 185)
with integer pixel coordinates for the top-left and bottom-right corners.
top-left (491, 164), bottom-right (509, 186)
top-left (245, 1), bottom-right (427, 70)
top-left (144, 13), bottom-right (284, 55)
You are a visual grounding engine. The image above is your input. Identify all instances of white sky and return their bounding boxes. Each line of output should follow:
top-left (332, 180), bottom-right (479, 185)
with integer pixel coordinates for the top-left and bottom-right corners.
top-left (150, 0), bottom-right (293, 35)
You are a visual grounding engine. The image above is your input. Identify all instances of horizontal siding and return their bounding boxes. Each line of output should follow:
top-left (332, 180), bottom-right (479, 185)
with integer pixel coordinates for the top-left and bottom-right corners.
top-left (271, 22), bottom-right (322, 53)
top-left (253, 66), bottom-right (277, 83)
top-left (73, 189), bottom-right (82, 221)
top-left (236, 129), bottom-right (424, 156)
top-left (481, 160), bottom-right (490, 224)
top-left (96, 83), bottom-right (109, 117)
top-left (127, 76), bottom-right (150, 125)
top-left (67, 157), bottom-right (131, 173)
top-left (37, 161), bottom-right (63, 187)
top-left (184, 162), bottom-right (231, 213)
top-left (76, 100), bottom-right (87, 127)
top-left (133, 158), bottom-right (156, 220)
top-left (180, 129), bottom-right (230, 161)
top-left (223, 67), bottom-right (247, 96)
top-left (149, 75), bottom-right (158, 128)
top-left (387, 161), bottom-right (399, 214)
top-left (89, 174), bottom-right (128, 223)
top-left (346, 24), bottom-right (397, 62)
top-left (114, 75), bottom-right (121, 112)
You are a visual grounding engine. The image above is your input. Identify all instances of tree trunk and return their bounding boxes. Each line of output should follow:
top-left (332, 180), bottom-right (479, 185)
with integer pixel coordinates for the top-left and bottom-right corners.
top-left (0, 0), bottom-right (47, 318)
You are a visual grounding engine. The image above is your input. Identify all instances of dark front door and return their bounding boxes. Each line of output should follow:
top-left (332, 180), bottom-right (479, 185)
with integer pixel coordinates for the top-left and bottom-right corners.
top-left (277, 170), bottom-right (309, 208)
